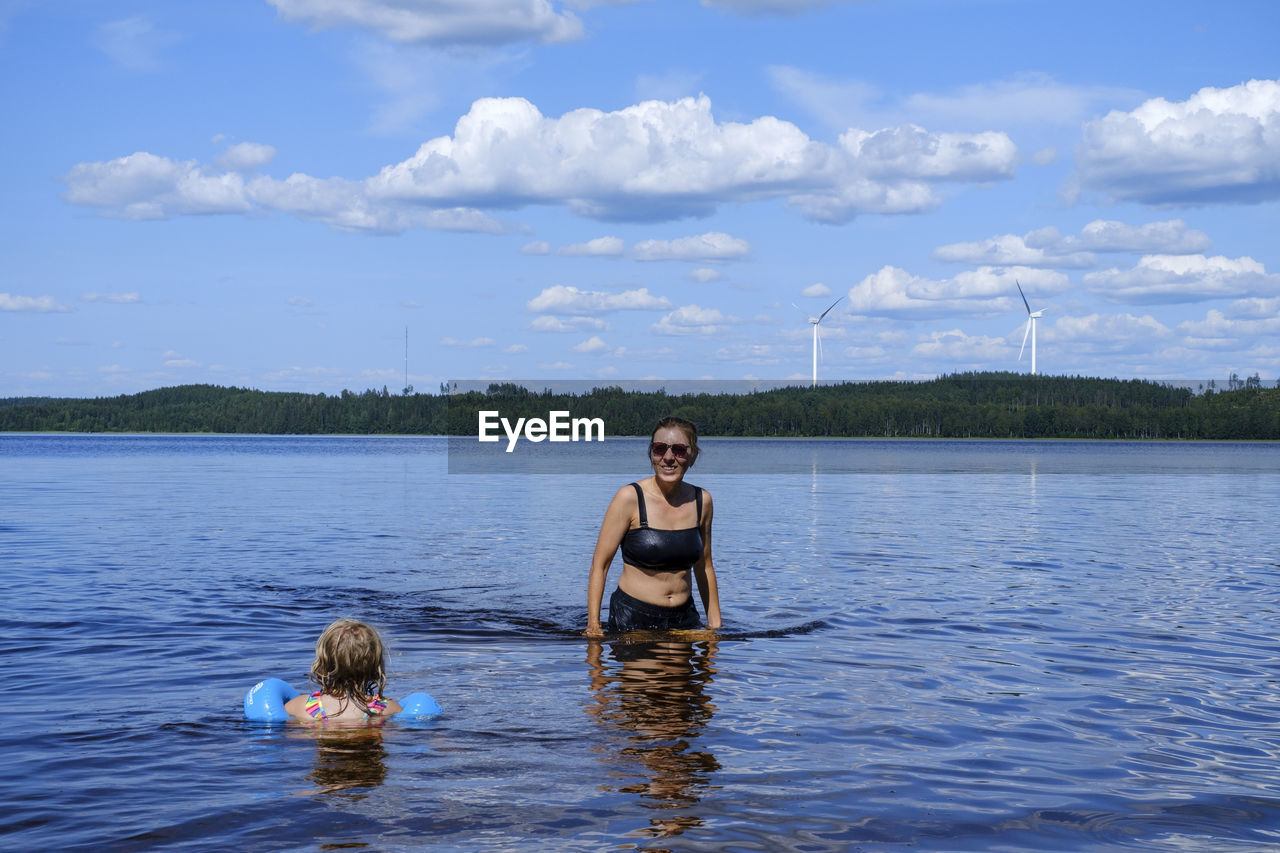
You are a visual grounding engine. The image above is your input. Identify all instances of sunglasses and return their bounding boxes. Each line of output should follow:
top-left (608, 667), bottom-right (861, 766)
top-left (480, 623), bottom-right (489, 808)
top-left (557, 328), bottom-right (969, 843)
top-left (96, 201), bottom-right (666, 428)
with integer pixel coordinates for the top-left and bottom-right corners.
top-left (649, 442), bottom-right (691, 459)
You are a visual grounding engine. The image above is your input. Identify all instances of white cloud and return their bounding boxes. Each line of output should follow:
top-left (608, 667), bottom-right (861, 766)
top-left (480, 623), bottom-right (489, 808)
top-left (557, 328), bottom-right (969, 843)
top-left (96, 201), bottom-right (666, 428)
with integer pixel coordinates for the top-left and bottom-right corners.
top-left (559, 235), bottom-right (625, 257)
top-left (62, 152), bottom-right (250, 218)
top-left (367, 95), bottom-right (1016, 224)
top-left (66, 95), bottom-right (1018, 229)
top-left (502, 344), bottom-right (529, 354)
top-left (841, 329), bottom-right (908, 364)
top-left (933, 234), bottom-right (1095, 268)
top-left (60, 152), bottom-right (506, 233)
top-left (789, 123), bottom-right (1016, 223)
top-left (841, 343), bottom-right (889, 362)
top-left (94, 16), bottom-right (177, 72)
top-left (1178, 308), bottom-right (1280, 348)
top-left (802, 283), bottom-right (832, 297)
top-left (688, 268), bottom-right (722, 283)
top-left (367, 95), bottom-right (825, 221)
top-left (911, 329), bottom-right (1011, 363)
top-left (349, 40), bottom-right (446, 135)
top-left (1084, 255), bottom-right (1280, 304)
top-left (903, 72), bottom-right (1144, 129)
top-left (701, 0), bottom-right (856, 16)
top-left (839, 124), bottom-right (1017, 182)
top-left (651, 304), bottom-right (739, 335)
top-left (1077, 219), bottom-right (1212, 254)
top-left (2, 293), bottom-right (70, 312)
top-left (266, 0), bottom-right (584, 46)
top-left (1226, 296), bottom-right (1280, 319)
top-left (164, 358), bottom-right (199, 368)
top-left (81, 292), bottom-right (141, 304)
top-left (528, 314), bottom-right (609, 332)
top-left (1076, 78), bottom-right (1280, 205)
top-left (713, 343), bottom-right (782, 365)
top-left (441, 336), bottom-right (497, 347)
top-left (847, 266), bottom-right (1067, 318)
top-left (246, 173), bottom-right (505, 233)
top-left (1049, 313), bottom-right (1172, 351)
top-left (521, 241), bottom-right (551, 255)
top-left (1032, 147), bottom-right (1058, 165)
top-left (526, 285), bottom-right (671, 314)
top-left (572, 335), bottom-right (609, 352)
top-left (631, 231), bottom-right (750, 262)
top-left (563, 0), bottom-right (643, 8)
top-left (216, 142), bottom-right (277, 172)
top-left (635, 70), bottom-right (704, 103)
top-left (934, 218), bottom-right (1213, 269)
top-left (769, 67), bottom-right (1140, 132)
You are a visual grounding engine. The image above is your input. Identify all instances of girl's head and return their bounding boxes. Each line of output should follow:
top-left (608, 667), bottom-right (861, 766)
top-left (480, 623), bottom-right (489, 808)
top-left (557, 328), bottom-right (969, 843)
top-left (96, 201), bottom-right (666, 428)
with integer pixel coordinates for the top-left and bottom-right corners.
top-left (649, 416), bottom-right (699, 470)
top-left (310, 619), bottom-right (388, 703)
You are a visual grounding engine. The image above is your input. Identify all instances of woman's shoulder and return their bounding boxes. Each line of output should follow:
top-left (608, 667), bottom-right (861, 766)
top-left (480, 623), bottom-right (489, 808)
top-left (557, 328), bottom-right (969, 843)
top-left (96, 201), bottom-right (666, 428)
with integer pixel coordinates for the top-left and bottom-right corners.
top-left (611, 480), bottom-right (645, 502)
top-left (694, 484), bottom-right (713, 514)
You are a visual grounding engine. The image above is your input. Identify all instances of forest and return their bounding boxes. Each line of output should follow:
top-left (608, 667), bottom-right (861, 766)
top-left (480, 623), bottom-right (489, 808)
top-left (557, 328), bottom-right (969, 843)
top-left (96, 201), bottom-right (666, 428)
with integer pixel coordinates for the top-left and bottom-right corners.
top-left (1, 373), bottom-right (1276, 440)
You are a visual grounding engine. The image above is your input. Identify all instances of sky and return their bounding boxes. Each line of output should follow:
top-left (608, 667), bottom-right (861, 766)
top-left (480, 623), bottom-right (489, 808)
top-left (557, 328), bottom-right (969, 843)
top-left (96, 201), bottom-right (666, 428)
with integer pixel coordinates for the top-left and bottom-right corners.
top-left (2, 0), bottom-right (1278, 397)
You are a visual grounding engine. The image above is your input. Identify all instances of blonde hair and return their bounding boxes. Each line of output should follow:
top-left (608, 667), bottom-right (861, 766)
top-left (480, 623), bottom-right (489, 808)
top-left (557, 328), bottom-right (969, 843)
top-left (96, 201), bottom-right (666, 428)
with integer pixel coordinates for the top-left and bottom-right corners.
top-left (310, 619), bottom-right (388, 714)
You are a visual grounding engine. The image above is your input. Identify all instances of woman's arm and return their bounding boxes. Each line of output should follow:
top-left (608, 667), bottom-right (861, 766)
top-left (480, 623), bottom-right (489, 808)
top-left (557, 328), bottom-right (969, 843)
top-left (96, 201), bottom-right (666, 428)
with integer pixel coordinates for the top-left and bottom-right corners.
top-left (585, 486), bottom-right (635, 637)
top-left (693, 489), bottom-right (722, 630)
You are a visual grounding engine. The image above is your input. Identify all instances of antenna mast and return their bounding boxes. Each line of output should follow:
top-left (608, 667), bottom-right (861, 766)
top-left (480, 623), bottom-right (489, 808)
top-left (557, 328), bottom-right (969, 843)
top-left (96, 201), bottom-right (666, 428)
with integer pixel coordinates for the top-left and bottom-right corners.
top-left (403, 326), bottom-right (413, 395)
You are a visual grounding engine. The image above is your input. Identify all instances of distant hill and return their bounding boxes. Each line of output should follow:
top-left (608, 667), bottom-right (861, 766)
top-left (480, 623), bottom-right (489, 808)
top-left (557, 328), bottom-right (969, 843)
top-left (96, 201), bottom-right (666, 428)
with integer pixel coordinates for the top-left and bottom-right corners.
top-left (1, 374), bottom-right (1276, 439)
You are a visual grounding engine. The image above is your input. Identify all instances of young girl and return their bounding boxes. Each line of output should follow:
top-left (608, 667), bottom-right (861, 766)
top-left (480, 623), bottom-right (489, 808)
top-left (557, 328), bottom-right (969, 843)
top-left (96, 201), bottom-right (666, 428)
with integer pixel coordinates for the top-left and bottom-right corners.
top-left (285, 619), bottom-right (404, 723)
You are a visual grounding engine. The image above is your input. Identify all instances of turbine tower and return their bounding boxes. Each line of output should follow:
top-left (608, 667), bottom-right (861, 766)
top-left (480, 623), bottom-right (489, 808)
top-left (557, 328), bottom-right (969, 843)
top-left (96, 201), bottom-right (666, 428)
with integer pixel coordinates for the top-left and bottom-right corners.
top-left (804, 296), bottom-right (843, 388)
top-left (1016, 281), bottom-right (1044, 375)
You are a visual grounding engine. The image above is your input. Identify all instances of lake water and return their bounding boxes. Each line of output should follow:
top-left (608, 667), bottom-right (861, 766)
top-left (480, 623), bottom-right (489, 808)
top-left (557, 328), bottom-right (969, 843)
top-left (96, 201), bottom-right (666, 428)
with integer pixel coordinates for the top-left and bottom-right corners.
top-left (3, 434), bottom-right (1280, 851)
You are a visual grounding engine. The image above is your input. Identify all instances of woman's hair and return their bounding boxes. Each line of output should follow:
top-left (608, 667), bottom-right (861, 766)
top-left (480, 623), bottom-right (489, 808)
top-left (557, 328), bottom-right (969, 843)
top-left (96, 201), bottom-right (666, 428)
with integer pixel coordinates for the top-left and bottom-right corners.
top-left (651, 416), bottom-right (699, 468)
top-left (310, 619), bottom-right (388, 713)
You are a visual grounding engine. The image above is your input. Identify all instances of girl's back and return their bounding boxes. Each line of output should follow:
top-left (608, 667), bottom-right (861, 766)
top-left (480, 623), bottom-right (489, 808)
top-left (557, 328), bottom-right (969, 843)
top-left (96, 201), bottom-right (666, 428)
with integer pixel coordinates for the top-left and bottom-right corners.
top-left (286, 689), bottom-right (403, 723)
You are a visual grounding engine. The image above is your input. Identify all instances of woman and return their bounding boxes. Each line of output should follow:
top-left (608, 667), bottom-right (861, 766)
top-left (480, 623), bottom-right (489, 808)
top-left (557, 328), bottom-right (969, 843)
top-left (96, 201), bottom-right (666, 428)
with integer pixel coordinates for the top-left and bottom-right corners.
top-left (586, 416), bottom-right (722, 636)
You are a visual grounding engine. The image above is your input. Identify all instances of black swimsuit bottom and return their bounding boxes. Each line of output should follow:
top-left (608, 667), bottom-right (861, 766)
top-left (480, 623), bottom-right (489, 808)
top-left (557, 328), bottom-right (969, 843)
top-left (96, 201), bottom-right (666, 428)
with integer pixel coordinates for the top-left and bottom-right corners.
top-left (607, 587), bottom-right (700, 632)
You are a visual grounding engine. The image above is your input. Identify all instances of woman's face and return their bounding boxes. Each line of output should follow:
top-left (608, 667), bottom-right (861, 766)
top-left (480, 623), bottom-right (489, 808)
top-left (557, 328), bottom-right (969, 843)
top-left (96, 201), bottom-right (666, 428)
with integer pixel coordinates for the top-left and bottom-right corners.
top-left (650, 425), bottom-right (695, 484)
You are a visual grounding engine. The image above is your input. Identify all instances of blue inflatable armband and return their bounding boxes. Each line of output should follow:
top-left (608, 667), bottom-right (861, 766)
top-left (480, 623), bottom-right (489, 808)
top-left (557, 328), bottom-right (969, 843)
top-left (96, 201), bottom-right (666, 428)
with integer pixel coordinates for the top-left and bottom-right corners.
top-left (243, 678), bottom-right (442, 722)
top-left (244, 677), bottom-right (301, 722)
top-left (400, 692), bottom-right (443, 717)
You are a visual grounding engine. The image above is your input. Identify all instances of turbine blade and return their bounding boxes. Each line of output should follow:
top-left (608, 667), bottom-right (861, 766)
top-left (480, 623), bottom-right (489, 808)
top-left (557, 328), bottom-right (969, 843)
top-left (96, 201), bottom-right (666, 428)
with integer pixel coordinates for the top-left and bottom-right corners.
top-left (1019, 318), bottom-right (1031, 360)
top-left (1016, 280), bottom-right (1031, 315)
top-left (817, 295), bottom-right (844, 323)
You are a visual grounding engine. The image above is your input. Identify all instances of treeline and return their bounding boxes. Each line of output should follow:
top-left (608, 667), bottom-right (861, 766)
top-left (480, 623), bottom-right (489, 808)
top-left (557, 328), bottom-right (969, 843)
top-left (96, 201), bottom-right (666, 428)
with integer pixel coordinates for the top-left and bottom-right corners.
top-left (1, 374), bottom-right (1277, 439)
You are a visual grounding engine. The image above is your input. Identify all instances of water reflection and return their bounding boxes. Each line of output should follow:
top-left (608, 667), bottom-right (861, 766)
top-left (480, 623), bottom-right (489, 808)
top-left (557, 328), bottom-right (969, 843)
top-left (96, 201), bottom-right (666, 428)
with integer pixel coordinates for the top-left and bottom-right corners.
top-left (287, 726), bottom-right (389, 798)
top-left (585, 636), bottom-right (720, 842)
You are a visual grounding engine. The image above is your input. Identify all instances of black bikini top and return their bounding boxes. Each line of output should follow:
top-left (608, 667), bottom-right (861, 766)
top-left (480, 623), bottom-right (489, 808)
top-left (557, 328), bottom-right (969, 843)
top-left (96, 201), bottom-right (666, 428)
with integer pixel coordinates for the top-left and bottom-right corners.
top-left (620, 482), bottom-right (703, 572)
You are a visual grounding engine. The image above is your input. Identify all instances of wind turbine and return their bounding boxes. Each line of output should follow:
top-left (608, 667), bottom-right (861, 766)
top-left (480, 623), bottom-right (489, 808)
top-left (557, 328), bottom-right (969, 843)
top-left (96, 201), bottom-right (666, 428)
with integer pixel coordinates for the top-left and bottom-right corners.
top-left (797, 296), bottom-right (843, 387)
top-left (1016, 280), bottom-right (1044, 375)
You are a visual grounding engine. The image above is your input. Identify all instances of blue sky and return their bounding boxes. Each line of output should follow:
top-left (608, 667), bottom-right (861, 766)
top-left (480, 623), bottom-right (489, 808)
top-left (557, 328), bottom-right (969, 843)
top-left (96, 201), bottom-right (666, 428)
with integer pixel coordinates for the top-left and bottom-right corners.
top-left (3, 0), bottom-right (1278, 397)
